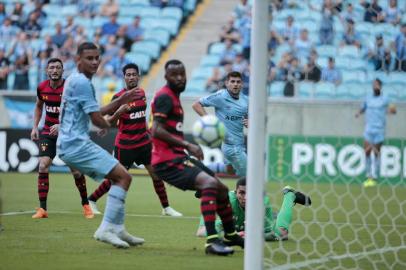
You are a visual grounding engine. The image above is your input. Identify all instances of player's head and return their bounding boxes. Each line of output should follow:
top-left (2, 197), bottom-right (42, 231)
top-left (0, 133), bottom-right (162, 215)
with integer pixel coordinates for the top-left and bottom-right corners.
top-left (235, 177), bottom-right (246, 208)
top-left (122, 63), bottom-right (140, 89)
top-left (164, 59), bottom-right (186, 93)
top-left (76, 42), bottom-right (100, 78)
top-left (46, 58), bottom-right (63, 81)
top-left (373, 78), bottom-right (382, 96)
top-left (225, 71), bottom-right (243, 99)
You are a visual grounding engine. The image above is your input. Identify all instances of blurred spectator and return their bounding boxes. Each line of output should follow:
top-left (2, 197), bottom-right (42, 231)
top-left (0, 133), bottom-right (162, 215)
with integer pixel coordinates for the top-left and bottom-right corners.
top-left (302, 50), bottom-right (321, 82)
top-left (367, 34), bottom-right (392, 71)
top-left (206, 67), bottom-right (225, 93)
top-left (93, 32), bottom-right (106, 55)
top-left (35, 50), bottom-right (48, 84)
top-left (361, 0), bottom-right (384, 23)
top-left (340, 19), bottom-right (361, 48)
top-left (105, 48), bottom-right (130, 79)
top-left (232, 53), bottom-right (249, 74)
top-left (51, 23), bottom-right (68, 48)
top-left (101, 14), bottom-right (120, 37)
top-left (0, 3), bottom-right (6, 25)
top-left (102, 82), bottom-right (117, 106)
top-left (101, 0), bottom-right (119, 17)
top-left (241, 64), bottom-right (250, 95)
top-left (22, 12), bottom-right (42, 38)
top-left (393, 23), bottom-right (406, 71)
top-left (238, 9), bottom-right (252, 60)
top-left (0, 18), bottom-right (19, 42)
top-left (8, 32), bottom-right (33, 61)
top-left (103, 35), bottom-right (120, 62)
top-left (115, 25), bottom-right (133, 52)
top-left (340, 3), bottom-right (358, 23)
top-left (267, 59), bottom-right (277, 83)
top-left (78, 0), bottom-right (98, 18)
top-left (151, 0), bottom-right (184, 8)
top-left (234, 0), bottom-right (250, 20)
top-left (220, 39), bottom-right (238, 65)
top-left (382, 0), bottom-right (401, 26)
top-left (59, 51), bottom-right (75, 78)
top-left (168, 0), bottom-right (184, 9)
top-left (63, 16), bottom-right (78, 36)
top-left (72, 26), bottom-right (87, 45)
top-left (10, 2), bottom-right (25, 27)
top-left (40, 35), bottom-right (59, 58)
top-left (279, 15), bottom-right (298, 45)
top-left (220, 17), bottom-right (240, 44)
top-left (321, 57), bottom-right (341, 85)
top-left (13, 53), bottom-right (30, 90)
top-left (126, 16), bottom-right (144, 43)
top-left (294, 29), bottom-right (313, 59)
top-left (319, 1), bottom-right (335, 45)
top-left (0, 48), bottom-right (10, 90)
top-left (268, 29), bottom-right (283, 53)
top-left (28, 2), bottom-right (47, 27)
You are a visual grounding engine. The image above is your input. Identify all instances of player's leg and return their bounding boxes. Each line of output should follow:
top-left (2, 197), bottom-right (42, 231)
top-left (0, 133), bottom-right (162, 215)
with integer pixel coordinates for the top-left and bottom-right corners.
top-left (363, 135), bottom-right (375, 187)
top-left (69, 167), bottom-right (93, 219)
top-left (223, 144), bottom-right (247, 177)
top-left (372, 141), bottom-right (383, 181)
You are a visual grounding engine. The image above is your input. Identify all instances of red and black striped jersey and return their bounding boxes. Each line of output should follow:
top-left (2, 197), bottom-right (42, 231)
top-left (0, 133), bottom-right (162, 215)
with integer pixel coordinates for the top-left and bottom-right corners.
top-left (113, 88), bottom-right (151, 149)
top-left (151, 85), bottom-right (186, 165)
top-left (37, 80), bottom-right (64, 136)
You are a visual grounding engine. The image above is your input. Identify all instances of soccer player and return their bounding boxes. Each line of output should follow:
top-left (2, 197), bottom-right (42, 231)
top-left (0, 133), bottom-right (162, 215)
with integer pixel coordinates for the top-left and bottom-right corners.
top-left (192, 71), bottom-right (248, 177)
top-left (196, 178), bottom-right (311, 241)
top-left (57, 42), bottom-right (144, 248)
top-left (355, 78), bottom-right (397, 187)
top-left (88, 63), bottom-right (182, 217)
top-left (151, 59), bottom-right (244, 256)
top-left (30, 58), bottom-right (93, 219)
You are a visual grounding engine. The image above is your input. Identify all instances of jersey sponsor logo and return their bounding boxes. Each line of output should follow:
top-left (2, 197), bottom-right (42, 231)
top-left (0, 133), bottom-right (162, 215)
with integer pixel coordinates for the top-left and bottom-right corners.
top-left (225, 115), bottom-right (244, 121)
top-left (42, 95), bottom-right (48, 100)
top-left (176, 122), bottom-right (183, 132)
top-left (129, 110), bottom-right (146, 119)
top-left (45, 105), bottom-right (60, 113)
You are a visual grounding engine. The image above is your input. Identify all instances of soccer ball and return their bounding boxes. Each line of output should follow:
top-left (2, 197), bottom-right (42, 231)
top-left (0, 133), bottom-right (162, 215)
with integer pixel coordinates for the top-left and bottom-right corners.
top-left (192, 115), bottom-right (225, 148)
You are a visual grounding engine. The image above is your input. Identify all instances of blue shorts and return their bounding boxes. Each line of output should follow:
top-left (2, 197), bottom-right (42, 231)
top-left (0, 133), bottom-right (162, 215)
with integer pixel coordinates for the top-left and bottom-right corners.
top-left (364, 130), bottom-right (385, 145)
top-left (58, 140), bottom-right (119, 181)
top-left (222, 143), bottom-right (247, 176)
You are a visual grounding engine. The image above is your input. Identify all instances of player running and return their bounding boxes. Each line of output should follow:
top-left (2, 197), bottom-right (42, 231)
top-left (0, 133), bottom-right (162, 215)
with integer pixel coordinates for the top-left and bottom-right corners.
top-left (192, 71), bottom-right (248, 177)
top-left (88, 63), bottom-right (182, 217)
top-left (57, 42), bottom-right (144, 248)
top-left (30, 58), bottom-right (93, 219)
top-left (355, 78), bottom-right (397, 187)
top-left (151, 59), bottom-right (244, 256)
top-left (196, 178), bottom-right (311, 241)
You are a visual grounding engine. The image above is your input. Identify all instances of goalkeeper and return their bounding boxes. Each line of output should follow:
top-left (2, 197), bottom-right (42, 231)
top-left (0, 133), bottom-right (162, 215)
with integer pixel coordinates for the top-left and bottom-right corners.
top-left (196, 178), bottom-right (311, 241)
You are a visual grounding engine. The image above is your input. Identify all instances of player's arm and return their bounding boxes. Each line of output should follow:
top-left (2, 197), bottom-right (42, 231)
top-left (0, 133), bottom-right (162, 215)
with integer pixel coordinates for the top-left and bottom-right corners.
top-left (31, 97), bottom-right (44, 141)
top-left (90, 112), bottom-right (111, 129)
top-left (100, 89), bottom-right (139, 116)
top-left (388, 103), bottom-right (397, 114)
top-left (192, 92), bottom-right (222, 116)
top-left (192, 100), bottom-right (208, 116)
top-left (355, 101), bottom-right (366, 118)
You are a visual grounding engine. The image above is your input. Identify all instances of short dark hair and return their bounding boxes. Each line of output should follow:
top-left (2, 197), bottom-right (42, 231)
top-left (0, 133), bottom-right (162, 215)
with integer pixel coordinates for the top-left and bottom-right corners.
top-left (226, 71), bottom-right (242, 81)
top-left (165, 59), bottom-right (183, 70)
top-left (122, 63), bottom-right (139, 76)
top-left (375, 78), bottom-right (383, 86)
top-left (47, 58), bottom-right (63, 68)
top-left (77, 42), bottom-right (99, 55)
top-left (236, 177), bottom-right (246, 189)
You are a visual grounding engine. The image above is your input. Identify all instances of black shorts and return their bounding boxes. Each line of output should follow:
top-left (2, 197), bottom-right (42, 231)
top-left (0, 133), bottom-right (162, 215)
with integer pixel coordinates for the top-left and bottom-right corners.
top-left (39, 135), bottom-right (57, 159)
top-left (153, 157), bottom-right (203, 191)
top-left (114, 143), bottom-right (152, 170)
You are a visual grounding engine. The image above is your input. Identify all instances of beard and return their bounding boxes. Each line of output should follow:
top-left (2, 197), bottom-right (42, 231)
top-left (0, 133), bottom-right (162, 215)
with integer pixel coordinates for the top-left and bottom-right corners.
top-left (373, 88), bottom-right (381, 96)
top-left (168, 81), bottom-right (186, 93)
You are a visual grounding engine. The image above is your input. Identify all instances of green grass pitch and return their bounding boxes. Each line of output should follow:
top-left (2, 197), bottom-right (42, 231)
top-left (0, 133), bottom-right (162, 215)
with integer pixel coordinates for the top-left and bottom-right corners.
top-left (0, 172), bottom-right (405, 270)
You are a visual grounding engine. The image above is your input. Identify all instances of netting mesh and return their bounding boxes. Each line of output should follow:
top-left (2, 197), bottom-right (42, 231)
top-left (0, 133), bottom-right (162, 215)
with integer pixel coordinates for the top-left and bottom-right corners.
top-left (264, 135), bottom-right (406, 269)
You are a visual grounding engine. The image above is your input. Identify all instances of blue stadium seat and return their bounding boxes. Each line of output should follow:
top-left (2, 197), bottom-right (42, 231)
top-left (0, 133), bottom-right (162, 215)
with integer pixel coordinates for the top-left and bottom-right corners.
top-left (335, 57), bottom-right (349, 70)
top-left (346, 58), bottom-right (367, 71)
top-left (141, 6), bottom-right (161, 19)
top-left (342, 70), bottom-right (366, 83)
top-left (209, 42), bottom-right (226, 56)
top-left (191, 67), bottom-right (214, 80)
top-left (346, 83), bottom-right (367, 100)
top-left (117, 16), bottom-right (133, 25)
top-left (316, 45), bottom-right (336, 58)
top-left (268, 81), bottom-right (285, 97)
top-left (372, 71), bottom-right (391, 84)
top-left (200, 55), bottom-right (221, 67)
top-left (161, 7), bottom-right (183, 21)
top-left (154, 18), bottom-right (180, 36)
top-left (186, 79), bottom-right (207, 93)
top-left (125, 53), bottom-right (152, 73)
top-left (120, 6), bottom-right (143, 17)
top-left (144, 28), bottom-right (171, 47)
top-left (338, 45), bottom-right (360, 58)
top-left (382, 85), bottom-right (399, 100)
top-left (131, 0), bottom-right (150, 6)
top-left (92, 16), bottom-right (108, 28)
top-left (140, 17), bottom-right (159, 30)
top-left (7, 72), bottom-right (15, 91)
top-left (389, 72), bottom-right (406, 84)
top-left (297, 82), bottom-right (314, 98)
top-left (314, 82), bottom-right (335, 99)
top-left (184, 0), bottom-right (197, 13)
top-left (335, 84), bottom-right (350, 99)
top-left (317, 57), bottom-right (328, 68)
top-left (61, 5), bottom-right (77, 16)
top-left (355, 22), bottom-right (373, 36)
top-left (131, 40), bottom-right (161, 60)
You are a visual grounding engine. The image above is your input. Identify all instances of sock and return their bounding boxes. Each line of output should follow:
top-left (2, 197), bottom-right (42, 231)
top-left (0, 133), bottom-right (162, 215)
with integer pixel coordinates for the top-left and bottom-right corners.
top-left (102, 185), bottom-right (127, 227)
top-left (74, 174), bottom-right (89, 205)
top-left (365, 155), bottom-right (372, 178)
top-left (152, 180), bottom-right (169, 208)
top-left (201, 188), bottom-right (218, 240)
top-left (216, 195), bottom-right (235, 235)
top-left (275, 192), bottom-right (295, 237)
top-left (206, 162), bottom-right (226, 174)
top-left (89, 179), bottom-right (111, 202)
top-left (372, 154), bottom-right (380, 179)
top-left (38, 172), bottom-right (49, 210)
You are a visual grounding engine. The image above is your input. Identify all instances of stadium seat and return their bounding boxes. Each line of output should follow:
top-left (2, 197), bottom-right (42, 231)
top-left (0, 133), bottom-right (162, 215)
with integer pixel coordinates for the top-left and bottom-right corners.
top-left (191, 67), bottom-right (214, 80)
top-left (355, 22), bottom-right (373, 36)
top-left (200, 55), bottom-right (221, 67)
top-left (141, 6), bottom-right (161, 19)
top-left (345, 83), bottom-right (367, 100)
top-left (389, 72), bottom-right (406, 84)
top-left (61, 5), bottom-right (77, 16)
top-left (342, 70), bottom-right (366, 84)
top-left (209, 42), bottom-right (226, 56)
top-left (120, 6), bottom-right (143, 17)
top-left (382, 85), bottom-right (399, 100)
top-left (117, 16), bottom-right (133, 25)
top-left (316, 45), bottom-right (336, 58)
top-left (131, 40), bottom-right (161, 60)
top-left (154, 18), bottom-right (180, 36)
top-left (125, 52), bottom-right (152, 73)
top-left (297, 82), bottom-right (314, 98)
top-left (140, 17), bottom-right (159, 30)
top-left (161, 7), bottom-right (183, 21)
top-left (317, 57), bottom-right (329, 68)
top-left (372, 71), bottom-right (391, 84)
top-left (131, 0), bottom-right (150, 6)
top-left (268, 81), bottom-right (285, 97)
top-left (184, 0), bottom-right (197, 13)
top-left (92, 16), bottom-right (108, 28)
top-left (314, 82), bottom-right (335, 99)
top-left (144, 28), bottom-right (171, 47)
top-left (335, 84), bottom-right (350, 99)
top-left (335, 57), bottom-right (349, 70)
top-left (338, 46), bottom-right (360, 58)
top-left (185, 79), bottom-right (207, 93)
top-left (346, 58), bottom-right (367, 71)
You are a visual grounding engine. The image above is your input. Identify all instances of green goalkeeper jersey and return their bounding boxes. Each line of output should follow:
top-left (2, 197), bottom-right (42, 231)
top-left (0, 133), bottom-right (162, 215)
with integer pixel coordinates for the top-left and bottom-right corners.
top-left (199, 191), bottom-right (274, 233)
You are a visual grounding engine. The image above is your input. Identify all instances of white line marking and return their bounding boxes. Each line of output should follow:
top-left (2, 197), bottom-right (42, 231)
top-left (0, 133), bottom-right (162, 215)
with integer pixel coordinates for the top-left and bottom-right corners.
top-left (272, 245), bottom-right (406, 270)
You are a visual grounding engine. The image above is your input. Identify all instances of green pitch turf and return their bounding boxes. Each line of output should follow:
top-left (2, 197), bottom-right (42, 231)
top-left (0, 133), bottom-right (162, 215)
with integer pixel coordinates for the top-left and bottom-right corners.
top-left (0, 173), bottom-right (405, 270)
